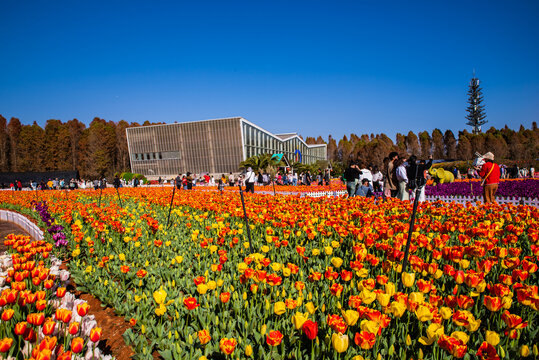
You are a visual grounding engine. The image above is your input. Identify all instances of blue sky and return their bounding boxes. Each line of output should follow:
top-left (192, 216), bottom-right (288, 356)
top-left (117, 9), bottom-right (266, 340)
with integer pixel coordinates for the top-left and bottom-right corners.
top-left (1, 0), bottom-right (538, 140)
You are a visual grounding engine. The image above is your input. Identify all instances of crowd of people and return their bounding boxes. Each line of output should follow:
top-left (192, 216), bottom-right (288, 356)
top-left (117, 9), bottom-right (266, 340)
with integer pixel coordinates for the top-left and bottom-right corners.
top-left (344, 152), bottom-right (433, 201)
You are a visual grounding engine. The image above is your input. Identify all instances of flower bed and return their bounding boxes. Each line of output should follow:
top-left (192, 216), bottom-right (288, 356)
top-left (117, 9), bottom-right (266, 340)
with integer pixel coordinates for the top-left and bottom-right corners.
top-left (0, 189), bottom-right (538, 360)
top-left (425, 179), bottom-right (539, 199)
top-left (0, 234), bottom-right (109, 360)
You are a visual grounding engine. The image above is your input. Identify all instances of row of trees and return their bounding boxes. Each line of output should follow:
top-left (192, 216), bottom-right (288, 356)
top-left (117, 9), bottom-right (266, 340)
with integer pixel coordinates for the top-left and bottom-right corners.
top-left (305, 123), bottom-right (538, 169)
top-left (0, 116), bottom-right (138, 178)
top-left (1, 114), bottom-right (537, 178)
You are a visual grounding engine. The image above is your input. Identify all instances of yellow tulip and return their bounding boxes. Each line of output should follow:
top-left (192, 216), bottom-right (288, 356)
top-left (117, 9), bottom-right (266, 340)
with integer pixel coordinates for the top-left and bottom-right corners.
top-left (271, 263), bottom-right (282, 272)
top-left (261, 324), bottom-right (267, 335)
top-left (312, 249), bottom-right (320, 256)
top-left (331, 257), bottom-right (343, 268)
top-left (331, 240), bottom-right (340, 248)
top-left (502, 296), bottom-right (512, 309)
top-left (356, 268), bottom-right (369, 278)
top-left (331, 333), bottom-right (349, 353)
top-left (465, 317), bottom-right (481, 332)
top-left (282, 268), bottom-right (291, 277)
top-left (390, 301), bottom-right (406, 318)
top-left (237, 262), bottom-right (248, 273)
top-left (485, 330), bottom-right (500, 346)
top-left (155, 303), bottom-right (166, 316)
top-left (385, 282), bottom-right (396, 296)
top-left (520, 345), bottom-right (530, 357)
top-left (153, 289), bottom-right (167, 304)
top-left (324, 246), bottom-right (333, 255)
top-left (207, 281), bottom-right (217, 290)
top-left (360, 320), bottom-right (381, 334)
top-left (274, 301), bottom-right (286, 315)
top-left (305, 302), bottom-right (316, 315)
top-left (415, 305), bottom-right (433, 322)
top-left (409, 292), bottom-right (425, 304)
top-left (450, 331), bottom-right (469, 344)
top-left (261, 245), bottom-right (270, 253)
top-left (217, 279), bottom-right (224, 287)
top-left (245, 345), bottom-right (253, 357)
top-left (402, 272), bottom-right (415, 288)
top-left (209, 245), bottom-right (218, 253)
top-left (377, 293), bottom-right (391, 307)
top-left (358, 289), bottom-right (376, 305)
top-left (118, 253), bottom-right (125, 261)
top-left (197, 284), bottom-right (208, 295)
top-left (427, 323), bottom-right (444, 340)
top-left (292, 312), bottom-right (309, 330)
top-left (342, 310), bottom-right (360, 326)
top-left (440, 307), bottom-right (452, 320)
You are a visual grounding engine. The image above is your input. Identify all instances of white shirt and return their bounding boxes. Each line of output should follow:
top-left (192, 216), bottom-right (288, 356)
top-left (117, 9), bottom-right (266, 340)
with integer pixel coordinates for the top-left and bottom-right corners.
top-left (245, 171), bottom-right (256, 183)
top-left (360, 169), bottom-right (373, 183)
top-left (396, 165), bottom-right (408, 183)
top-left (372, 171), bottom-right (383, 182)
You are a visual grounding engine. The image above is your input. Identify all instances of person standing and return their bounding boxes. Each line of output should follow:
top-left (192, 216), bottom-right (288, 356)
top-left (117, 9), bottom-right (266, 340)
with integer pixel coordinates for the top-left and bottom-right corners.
top-left (113, 175), bottom-right (121, 189)
top-left (245, 167), bottom-right (256, 193)
top-left (476, 152), bottom-right (501, 204)
top-left (228, 172), bottom-right (234, 187)
top-left (385, 152), bottom-right (399, 197)
top-left (175, 173), bottom-right (182, 190)
top-left (186, 172), bottom-right (193, 190)
top-left (343, 162), bottom-right (361, 197)
top-left (395, 155), bottom-right (409, 201)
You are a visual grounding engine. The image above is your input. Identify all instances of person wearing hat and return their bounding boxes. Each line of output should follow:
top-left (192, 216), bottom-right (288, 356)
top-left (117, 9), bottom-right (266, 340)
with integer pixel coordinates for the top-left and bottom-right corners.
top-left (355, 178), bottom-right (374, 198)
top-left (475, 152), bottom-right (501, 204)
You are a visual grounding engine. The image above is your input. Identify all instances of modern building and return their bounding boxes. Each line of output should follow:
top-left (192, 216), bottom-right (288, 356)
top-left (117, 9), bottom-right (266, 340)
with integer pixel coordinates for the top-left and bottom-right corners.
top-left (126, 117), bottom-right (327, 178)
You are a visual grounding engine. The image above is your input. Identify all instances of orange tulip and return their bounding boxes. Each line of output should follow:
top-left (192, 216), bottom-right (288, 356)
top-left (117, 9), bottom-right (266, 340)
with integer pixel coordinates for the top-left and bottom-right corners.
top-left (90, 327), bottom-right (102, 342)
top-left (354, 331), bottom-right (376, 349)
top-left (266, 330), bottom-right (284, 346)
top-left (0, 338), bottom-right (13, 353)
top-left (1, 309), bottom-right (14, 321)
top-left (219, 338), bottom-right (237, 355)
top-left (484, 296), bottom-right (503, 312)
top-left (43, 320), bottom-right (56, 336)
top-left (198, 329), bottom-right (211, 345)
top-left (70, 337), bottom-right (84, 353)
top-left (14, 321), bottom-right (28, 336)
top-left (219, 292), bottom-right (230, 303)
top-left (56, 287), bottom-right (67, 298)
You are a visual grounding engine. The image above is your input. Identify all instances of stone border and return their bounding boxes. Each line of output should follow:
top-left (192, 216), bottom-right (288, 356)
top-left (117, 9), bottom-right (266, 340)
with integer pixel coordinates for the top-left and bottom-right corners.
top-left (0, 209), bottom-right (44, 240)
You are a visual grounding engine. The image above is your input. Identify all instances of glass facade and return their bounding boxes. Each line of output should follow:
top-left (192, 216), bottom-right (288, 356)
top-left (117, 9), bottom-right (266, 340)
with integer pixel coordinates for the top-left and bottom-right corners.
top-left (126, 117), bottom-right (327, 177)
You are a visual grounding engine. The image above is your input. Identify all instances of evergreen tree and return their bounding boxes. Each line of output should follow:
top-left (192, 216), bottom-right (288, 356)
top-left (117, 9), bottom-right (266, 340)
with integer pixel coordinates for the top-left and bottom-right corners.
top-left (466, 76), bottom-right (487, 134)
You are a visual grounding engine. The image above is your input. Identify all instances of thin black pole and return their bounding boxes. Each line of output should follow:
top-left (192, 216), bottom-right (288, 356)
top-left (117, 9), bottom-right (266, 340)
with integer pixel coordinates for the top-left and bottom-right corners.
top-left (166, 185), bottom-right (176, 229)
top-left (238, 184), bottom-right (254, 252)
top-left (115, 186), bottom-right (123, 208)
top-left (398, 184), bottom-right (422, 292)
top-left (98, 186), bottom-right (103, 207)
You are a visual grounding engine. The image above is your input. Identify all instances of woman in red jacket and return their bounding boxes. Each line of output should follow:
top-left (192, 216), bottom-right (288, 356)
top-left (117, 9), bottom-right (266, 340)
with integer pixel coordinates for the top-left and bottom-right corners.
top-left (476, 152), bottom-right (501, 204)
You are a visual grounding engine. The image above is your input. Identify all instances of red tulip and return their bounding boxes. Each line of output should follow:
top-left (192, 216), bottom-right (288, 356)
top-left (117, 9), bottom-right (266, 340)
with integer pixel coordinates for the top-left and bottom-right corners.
top-left (90, 327), bottom-right (102, 342)
top-left (302, 320), bottom-right (318, 340)
top-left (14, 321), bottom-right (28, 336)
top-left (77, 303), bottom-right (90, 317)
top-left (42, 320), bottom-right (56, 336)
top-left (1, 309), bottom-right (14, 321)
top-left (68, 322), bottom-right (80, 335)
top-left (56, 287), bottom-right (67, 298)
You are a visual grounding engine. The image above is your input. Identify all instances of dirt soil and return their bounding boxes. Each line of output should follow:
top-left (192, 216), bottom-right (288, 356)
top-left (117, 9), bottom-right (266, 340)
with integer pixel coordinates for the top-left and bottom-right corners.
top-left (1, 220), bottom-right (136, 360)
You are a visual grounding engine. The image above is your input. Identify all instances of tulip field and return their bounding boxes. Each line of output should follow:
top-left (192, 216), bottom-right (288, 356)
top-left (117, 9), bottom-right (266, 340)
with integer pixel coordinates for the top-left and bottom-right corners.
top-left (0, 188), bottom-right (538, 360)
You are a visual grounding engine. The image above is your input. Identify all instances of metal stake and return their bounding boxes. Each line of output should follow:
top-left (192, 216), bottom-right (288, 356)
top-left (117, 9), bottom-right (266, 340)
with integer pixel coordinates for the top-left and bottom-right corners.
top-left (166, 185), bottom-right (176, 229)
top-left (98, 186), bottom-right (103, 207)
top-left (115, 186), bottom-right (123, 208)
top-left (398, 183), bottom-right (422, 292)
top-left (238, 184), bottom-right (254, 252)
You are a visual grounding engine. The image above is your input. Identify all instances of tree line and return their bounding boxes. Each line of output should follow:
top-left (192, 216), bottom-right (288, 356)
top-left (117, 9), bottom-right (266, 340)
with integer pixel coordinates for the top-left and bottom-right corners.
top-left (305, 123), bottom-right (538, 170)
top-left (0, 114), bottom-right (537, 178)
